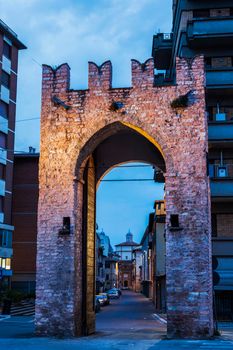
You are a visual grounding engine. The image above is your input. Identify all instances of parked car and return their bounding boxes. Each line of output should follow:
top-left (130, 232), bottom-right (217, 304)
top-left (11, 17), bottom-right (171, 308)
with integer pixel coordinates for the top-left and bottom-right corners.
top-left (115, 288), bottom-right (122, 296)
top-left (107, 289), bottom-right (120, 299)
top-left (109, 288), bottom-right (121, 296)
top-left (99, 293), bottom-right (110, 305)
top-left (96, 294), bottom-right (109, 306)
top-left (95, 296), bottom-right (101, 313)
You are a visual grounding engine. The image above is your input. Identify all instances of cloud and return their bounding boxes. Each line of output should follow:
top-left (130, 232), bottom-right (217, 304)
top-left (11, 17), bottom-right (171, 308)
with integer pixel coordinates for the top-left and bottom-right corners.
top-left (0, 0), bottom-right (170, 243)
top-left (0, 0), bottom-right (172, 150)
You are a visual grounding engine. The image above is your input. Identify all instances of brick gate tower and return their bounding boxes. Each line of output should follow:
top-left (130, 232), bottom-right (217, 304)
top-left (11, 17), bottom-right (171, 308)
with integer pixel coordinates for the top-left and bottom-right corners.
top-left (36, 56), bottom-right (214, 338)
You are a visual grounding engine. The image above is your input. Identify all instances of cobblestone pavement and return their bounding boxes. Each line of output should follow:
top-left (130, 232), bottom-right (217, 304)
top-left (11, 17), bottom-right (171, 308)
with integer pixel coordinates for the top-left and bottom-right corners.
top-left (0, 291), bottom-right (233, 349)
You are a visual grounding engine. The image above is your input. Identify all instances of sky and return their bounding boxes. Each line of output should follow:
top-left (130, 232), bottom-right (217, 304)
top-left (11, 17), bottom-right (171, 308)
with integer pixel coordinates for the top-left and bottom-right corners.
top-left (96, 164), bottom-right (164, 247)
top-left (0, 0), bottom-right (172, 246)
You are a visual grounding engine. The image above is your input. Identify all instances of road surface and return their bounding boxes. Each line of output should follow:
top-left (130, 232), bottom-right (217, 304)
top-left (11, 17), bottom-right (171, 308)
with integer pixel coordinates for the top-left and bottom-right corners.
top-left (0, 291), bottom-right (233, 349)
top-left (96, 289), bottom-right (166, 338)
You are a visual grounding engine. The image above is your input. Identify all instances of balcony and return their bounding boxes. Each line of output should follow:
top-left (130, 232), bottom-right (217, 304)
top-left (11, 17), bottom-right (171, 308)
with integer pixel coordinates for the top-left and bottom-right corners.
top-left (152, 33), bottom-right (173, 70)
top-left (0, 148), bottom-right (7, 165)
top-left (187, 17), bottom-right (233, 48)
top-left (0, 85), bottom-right (10, 104)
top-left (206, 68), bottom-right (233, 89)
top-left (0, 116), bottom-right (8, 134)
top-left (0, 212), bottom-right (4, 223)
top-left (211, 180), bottom-right (233, 198)
top-left (1, 269), bottom-right (12, 277)
top-left (2, 55), bottom-right (11, 74)
top-left (0, 247), bottom-right (13, 258)
top-left (208, 122), bottom-right (233, 141)
top-left (0, 179), bottom-right (5, 196)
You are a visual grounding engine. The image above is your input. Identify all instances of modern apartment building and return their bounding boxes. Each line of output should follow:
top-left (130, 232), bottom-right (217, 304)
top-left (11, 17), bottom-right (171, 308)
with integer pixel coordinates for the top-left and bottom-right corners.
top-left (11, 151), bottom-right (39, 292)
top-left (152, 0), bottom-right (233, 319)
top-left (0, 20), bottom-right (26, 286)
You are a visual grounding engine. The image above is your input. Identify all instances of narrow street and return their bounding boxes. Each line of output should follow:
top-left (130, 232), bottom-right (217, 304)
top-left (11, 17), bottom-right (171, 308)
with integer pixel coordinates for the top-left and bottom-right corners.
top-left (0, 291), bottom-right (233, 349)
top-left (96, 290), bottom-right (166, 338)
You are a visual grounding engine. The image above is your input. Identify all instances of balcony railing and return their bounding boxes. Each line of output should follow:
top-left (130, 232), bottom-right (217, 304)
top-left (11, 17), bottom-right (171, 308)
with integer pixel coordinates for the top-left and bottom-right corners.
top-left (206, 68), bottom-right (233, 88)
top-left (0, 148), bottom-right (7, 165)
top-left (187, 17), bottom-right (233, 48)
top-left (208, 121), bottom-right (233, 141)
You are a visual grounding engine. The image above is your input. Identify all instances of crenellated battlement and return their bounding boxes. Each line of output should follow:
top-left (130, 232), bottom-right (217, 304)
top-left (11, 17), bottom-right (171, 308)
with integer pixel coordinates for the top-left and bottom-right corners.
top-left (88, 60), bottom-right (112, 90)
top-left (41, 55), bottom-right (204, 99)
top-left (131, 58), bottom-right (154, 88)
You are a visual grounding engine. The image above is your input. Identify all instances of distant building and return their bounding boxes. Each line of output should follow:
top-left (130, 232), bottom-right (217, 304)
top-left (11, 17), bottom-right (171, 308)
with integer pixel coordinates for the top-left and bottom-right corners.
top-left (104, 252), bottom-right (119, 291)
top-left (140, 214), bottom-right (154, 298)
top-left (95, 232), bottom-right (105, 293)
top-left (115, 231), bottom-right (140, 289)
top-left (132, 248), bottom-right (142, 293)
top-left (152, 200), bottom-right (166, 313)
top-left (139, 201), bottom-right (166, 312)
top-left (0, 20), bottom-right (26, 287)
top-left (95, 229), bottom-right (118, 293)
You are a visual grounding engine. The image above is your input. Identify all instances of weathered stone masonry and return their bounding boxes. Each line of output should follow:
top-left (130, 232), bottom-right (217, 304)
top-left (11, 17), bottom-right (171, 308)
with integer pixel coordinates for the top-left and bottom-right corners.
top-left (36, 55), bottom-right (214, 338)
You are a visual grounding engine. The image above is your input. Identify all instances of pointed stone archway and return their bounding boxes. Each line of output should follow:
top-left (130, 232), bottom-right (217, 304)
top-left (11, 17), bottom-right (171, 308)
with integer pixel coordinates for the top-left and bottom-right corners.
top-left (35, 56), bottom-right (214, 338)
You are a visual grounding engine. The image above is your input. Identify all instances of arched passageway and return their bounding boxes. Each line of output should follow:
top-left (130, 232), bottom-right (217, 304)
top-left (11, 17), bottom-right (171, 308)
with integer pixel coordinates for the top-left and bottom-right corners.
top-left (76, 122), bottom-right (165, 335)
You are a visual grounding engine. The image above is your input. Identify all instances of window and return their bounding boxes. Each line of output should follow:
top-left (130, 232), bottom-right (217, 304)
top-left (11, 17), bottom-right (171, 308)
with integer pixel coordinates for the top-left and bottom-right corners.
top-left (0, 230), bottom-right (12, 248)
top-left (1, 71), bottom-right (10, 89)
top-left (170, 214), bottom-right (179, 228)
top-left (0, 101), bottom-right (8, 119)
top-left (5, 258), bottom-right (11, 270)
top-left (106, 274), bottom-right (109, 280)
top-left (208, 106), bottom-right (233, 122)
top-left (209, 159), bottom-right (233, 178)
top-left (211, 57), bottom-right (232, 69)
top-left (3, 41), bottom-right (11, 59)
top-left (125, 256), bottom-right (128, 260)
top-left (193, 9), bottom-right (210, 18)
top-left (0, 132), bottom-right (6, 149)
top-left (105, 261), bottom-right (110, 268)
top-left (210, 8), bottom-right (230, 17)
top-left (0, 257), bottom-right (11, 270)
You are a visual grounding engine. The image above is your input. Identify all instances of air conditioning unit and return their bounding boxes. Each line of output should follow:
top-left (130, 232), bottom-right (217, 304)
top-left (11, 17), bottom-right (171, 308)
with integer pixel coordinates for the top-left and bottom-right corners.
top-left (215, 113), bottom-right (226, 121)
top-left (217, 166), bottom-right (227, 177)
top-left (163, 33), bottom-right (171, 40)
